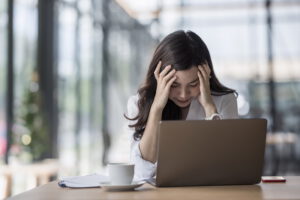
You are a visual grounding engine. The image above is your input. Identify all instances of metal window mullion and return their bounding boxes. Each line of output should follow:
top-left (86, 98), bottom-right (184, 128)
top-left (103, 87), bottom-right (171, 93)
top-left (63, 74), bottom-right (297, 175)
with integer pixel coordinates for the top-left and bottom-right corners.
top-left (5, 0), bottom-right (14, 164)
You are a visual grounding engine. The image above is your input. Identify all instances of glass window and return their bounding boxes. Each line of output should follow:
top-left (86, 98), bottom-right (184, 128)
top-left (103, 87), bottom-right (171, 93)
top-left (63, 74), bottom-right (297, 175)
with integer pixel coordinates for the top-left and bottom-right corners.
top-left (57, 1), bottom-right (105, 175)
top-left (56, 0), bottom-right (157, 176)
top-left (9, 0), bottom-right (38, 163)
top-left (0, 0), bottom-right (7, 163)
top-left (57, 3), bottom-right (78, 175)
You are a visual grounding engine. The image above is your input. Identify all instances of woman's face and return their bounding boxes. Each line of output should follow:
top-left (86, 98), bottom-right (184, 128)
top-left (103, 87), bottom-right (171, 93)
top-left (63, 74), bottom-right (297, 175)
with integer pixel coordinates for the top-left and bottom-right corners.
top-left (168, 66), bottom-right (200, 108)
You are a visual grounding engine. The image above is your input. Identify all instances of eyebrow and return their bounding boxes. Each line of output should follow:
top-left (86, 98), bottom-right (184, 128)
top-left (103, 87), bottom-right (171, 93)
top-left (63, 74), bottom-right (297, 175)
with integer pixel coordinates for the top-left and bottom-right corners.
top-left (189, 78), bottom-right (199, 84)
top-left (173, 78), bottom-right (199, 85)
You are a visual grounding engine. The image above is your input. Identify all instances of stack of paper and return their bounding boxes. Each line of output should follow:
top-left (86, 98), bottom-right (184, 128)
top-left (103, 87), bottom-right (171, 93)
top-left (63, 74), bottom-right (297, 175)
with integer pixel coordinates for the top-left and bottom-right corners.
top-left (58, 174), bottom-right (109, 188)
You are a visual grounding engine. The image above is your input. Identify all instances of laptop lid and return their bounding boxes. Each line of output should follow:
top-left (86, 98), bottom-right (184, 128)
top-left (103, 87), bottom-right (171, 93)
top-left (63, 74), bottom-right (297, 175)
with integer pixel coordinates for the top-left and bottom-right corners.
top-left (156, 119), bottom-right (267, 187)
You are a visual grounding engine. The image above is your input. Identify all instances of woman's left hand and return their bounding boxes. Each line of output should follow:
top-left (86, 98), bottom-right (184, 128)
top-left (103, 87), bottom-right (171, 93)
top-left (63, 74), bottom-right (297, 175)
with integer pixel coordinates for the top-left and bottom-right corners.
top-left (197, 64), bottom-right (217, 117)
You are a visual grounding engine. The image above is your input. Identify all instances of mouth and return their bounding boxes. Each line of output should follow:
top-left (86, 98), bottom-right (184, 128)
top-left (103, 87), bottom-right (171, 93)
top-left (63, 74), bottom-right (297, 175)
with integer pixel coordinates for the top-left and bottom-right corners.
top-left (176, 99), bottom-right (191, 105)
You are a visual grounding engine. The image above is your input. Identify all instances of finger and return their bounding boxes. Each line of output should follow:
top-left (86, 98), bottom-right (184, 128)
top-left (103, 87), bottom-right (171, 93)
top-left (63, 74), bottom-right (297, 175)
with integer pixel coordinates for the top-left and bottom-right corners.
top-left (159, 65), bottom-right (172, 79)
top-left (154, 61), bottom-right (162, 79)
top-left (197, 71), bottom-right (203, 94)
top-left (204, 64), bottom-right (211, 77)
top-left (198, 66), bottom-right (208, 82)
top-left (199, 65), bottom-right (209, 78)
top-left (163, 69), bottom-right (176, 84)
top-left (197, 71), bottom-right (203, 85)
top-left (166, 75), bottom-right (177, 89)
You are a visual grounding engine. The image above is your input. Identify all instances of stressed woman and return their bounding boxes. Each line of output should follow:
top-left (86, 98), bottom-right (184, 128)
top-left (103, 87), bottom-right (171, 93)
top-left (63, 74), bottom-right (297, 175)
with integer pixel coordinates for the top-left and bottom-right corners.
top-left (125, 30), bottom-right (238, 181)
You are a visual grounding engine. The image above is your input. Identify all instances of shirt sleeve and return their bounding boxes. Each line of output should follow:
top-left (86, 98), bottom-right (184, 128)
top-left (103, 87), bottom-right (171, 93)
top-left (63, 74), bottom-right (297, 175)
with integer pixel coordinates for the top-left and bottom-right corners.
top-left (126, 95), bottom-right (157, 181)
top-left (219, 93), bottom-right (239, 119)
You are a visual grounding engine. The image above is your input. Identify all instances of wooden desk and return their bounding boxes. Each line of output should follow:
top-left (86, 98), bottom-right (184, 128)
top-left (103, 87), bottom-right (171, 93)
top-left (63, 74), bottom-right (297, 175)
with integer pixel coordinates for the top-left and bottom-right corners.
top-left (0, 159), bottom-right (58, 198)
top-left (8, 176), bottom-right (300, 200)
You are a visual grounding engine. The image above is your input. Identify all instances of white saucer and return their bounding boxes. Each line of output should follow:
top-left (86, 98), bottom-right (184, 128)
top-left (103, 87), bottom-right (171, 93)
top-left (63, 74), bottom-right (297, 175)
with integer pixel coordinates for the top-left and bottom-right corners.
top-left (99, 181), bottom-right (145, 191)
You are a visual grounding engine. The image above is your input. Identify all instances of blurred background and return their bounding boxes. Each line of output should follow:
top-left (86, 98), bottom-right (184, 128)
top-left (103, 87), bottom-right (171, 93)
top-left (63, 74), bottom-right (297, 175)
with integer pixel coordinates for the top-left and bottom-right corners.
top-left (0, 0), bottom-right (299, 198)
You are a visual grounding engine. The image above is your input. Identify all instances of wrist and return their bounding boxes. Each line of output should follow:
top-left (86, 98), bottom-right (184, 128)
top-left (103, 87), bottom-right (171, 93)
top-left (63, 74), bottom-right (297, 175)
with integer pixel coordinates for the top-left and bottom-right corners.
top-left (204, 104), bottom-right (217, 117)
top-left (150, 103), bottom-right (163, 117)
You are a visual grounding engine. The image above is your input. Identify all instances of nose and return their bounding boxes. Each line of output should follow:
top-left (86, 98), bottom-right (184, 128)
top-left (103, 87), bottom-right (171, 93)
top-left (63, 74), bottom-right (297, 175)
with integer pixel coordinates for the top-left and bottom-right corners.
top-left (178, 88), bottom-right (190, 100)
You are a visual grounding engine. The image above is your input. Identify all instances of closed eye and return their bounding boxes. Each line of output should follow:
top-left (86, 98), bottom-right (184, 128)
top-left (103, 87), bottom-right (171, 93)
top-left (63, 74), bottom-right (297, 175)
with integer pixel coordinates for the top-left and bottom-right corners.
top-left (189, 81), bottom-right (199, 87)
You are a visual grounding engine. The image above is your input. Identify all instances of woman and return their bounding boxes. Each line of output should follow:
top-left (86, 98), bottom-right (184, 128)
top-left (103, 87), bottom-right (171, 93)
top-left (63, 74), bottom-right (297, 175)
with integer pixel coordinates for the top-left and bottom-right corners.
top-left (126, 30), bottom-right (238, 181)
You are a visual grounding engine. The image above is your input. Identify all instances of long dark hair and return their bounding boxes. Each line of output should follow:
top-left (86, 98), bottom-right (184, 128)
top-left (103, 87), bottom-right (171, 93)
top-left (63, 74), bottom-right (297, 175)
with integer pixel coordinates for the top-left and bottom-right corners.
top-left (126, 30), bottom-right (236, 141)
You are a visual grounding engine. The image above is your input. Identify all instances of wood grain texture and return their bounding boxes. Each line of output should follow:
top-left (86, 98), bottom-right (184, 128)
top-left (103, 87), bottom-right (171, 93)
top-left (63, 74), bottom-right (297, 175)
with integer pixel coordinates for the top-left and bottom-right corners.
top-left (9, 176), bottom-right (300, 200)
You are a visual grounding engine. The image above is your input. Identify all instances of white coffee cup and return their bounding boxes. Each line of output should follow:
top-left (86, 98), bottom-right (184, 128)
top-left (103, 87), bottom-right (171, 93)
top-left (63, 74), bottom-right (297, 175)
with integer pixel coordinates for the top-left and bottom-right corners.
top-left (107, 163), bottom-right (134, 185)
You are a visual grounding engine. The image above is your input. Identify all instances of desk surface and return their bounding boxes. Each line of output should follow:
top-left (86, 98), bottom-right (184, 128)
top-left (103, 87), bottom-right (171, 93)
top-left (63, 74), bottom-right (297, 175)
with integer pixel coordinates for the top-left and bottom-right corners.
top-left (9, 176), bottom-right (300, 200)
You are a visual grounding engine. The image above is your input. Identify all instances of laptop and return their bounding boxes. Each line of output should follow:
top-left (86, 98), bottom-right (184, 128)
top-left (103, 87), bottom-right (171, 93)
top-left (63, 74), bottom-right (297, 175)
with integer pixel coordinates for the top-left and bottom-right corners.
top-left (155, 119), bottom-right (267, 187)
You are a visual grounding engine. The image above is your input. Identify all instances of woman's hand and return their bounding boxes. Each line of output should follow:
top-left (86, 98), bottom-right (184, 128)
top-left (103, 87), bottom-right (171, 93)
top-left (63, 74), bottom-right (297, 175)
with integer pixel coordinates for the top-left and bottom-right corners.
top-left (197, 64), bottom-right (217, 117)
top-left (152, 61), bottom-right (177, 112)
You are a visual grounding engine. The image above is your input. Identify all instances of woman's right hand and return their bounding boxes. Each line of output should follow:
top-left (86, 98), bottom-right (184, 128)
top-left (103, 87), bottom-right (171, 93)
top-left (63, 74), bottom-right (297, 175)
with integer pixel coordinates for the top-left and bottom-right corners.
top-left (152, 61), bottom-right (177, 112)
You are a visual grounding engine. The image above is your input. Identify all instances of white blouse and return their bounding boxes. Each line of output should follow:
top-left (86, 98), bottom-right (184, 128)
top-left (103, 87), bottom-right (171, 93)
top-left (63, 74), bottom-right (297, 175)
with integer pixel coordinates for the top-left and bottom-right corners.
top-left (126, 93), bottom-right (238, 181)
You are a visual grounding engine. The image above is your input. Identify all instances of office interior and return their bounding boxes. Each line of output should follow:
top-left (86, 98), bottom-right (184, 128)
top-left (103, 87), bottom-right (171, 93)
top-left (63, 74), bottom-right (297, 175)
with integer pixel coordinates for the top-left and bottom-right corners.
top-left (0, 0), bottom-right (299, 198)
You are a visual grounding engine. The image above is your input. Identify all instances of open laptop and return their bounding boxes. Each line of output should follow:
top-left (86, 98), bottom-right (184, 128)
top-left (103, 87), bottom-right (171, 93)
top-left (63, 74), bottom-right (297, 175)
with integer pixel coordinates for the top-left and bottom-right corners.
top-left (155, 119), bottom-right (267, 187)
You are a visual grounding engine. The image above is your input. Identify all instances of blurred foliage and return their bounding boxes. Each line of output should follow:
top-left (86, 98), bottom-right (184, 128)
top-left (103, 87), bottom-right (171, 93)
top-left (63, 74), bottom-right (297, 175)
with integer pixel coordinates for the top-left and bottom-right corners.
top-left (14, 71), bottom-right (49, 161)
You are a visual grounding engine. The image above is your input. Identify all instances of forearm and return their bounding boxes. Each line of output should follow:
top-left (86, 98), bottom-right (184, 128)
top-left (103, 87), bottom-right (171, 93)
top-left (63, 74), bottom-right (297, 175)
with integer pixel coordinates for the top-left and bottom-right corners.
top-left (139, 106), bottom-right (162, 163)
top-left (203, 103), bottom-right (218, 118)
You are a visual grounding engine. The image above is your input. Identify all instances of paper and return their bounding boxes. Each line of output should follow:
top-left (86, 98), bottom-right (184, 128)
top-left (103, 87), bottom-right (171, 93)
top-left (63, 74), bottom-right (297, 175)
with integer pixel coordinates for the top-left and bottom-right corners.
top-left (58, 173), bottom-right (109, 188)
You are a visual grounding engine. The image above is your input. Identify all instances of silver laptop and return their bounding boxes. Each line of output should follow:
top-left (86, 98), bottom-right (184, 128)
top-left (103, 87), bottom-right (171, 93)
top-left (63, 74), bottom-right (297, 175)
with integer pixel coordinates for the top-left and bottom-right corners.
top-left (156, 119), bottom-right (267, 187)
